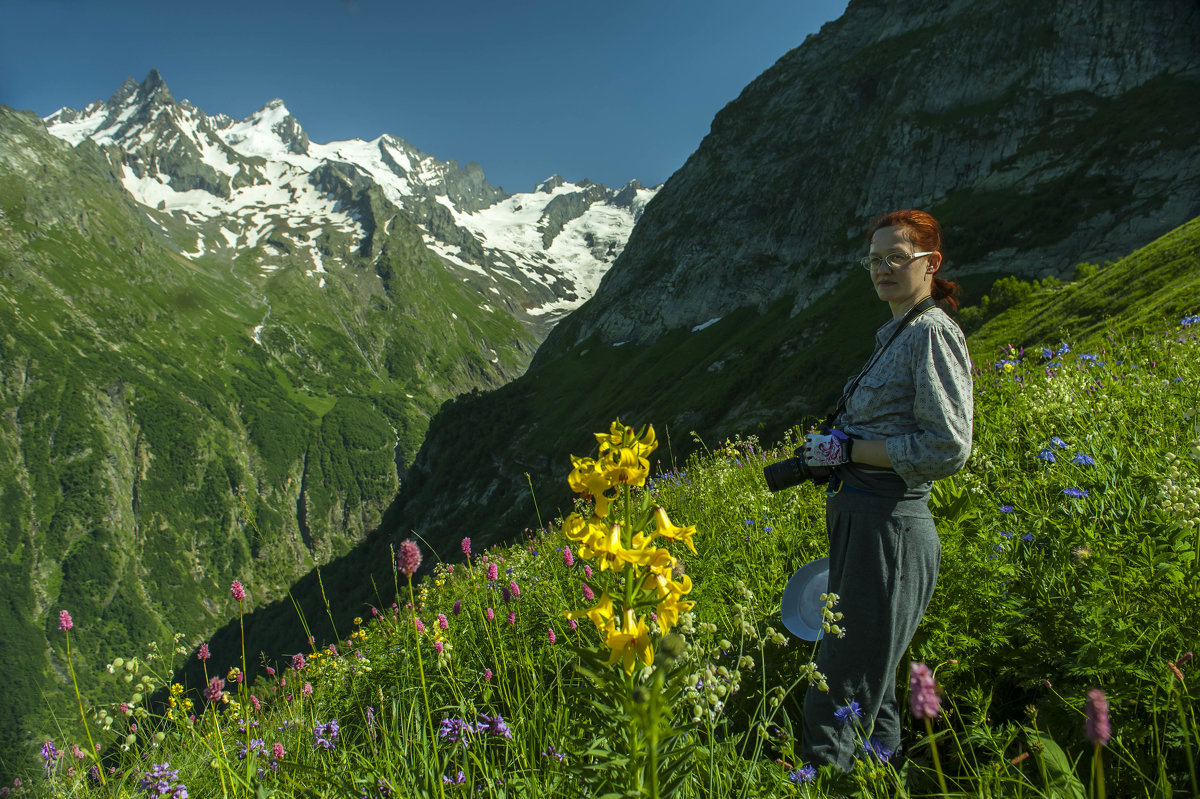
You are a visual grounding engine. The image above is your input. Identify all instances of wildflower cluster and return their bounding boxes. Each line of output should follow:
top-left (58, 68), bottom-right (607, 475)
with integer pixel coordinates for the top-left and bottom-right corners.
top-left (1159, 446), bottom-right (1200, 530)
top-left (563, 420), bottom-right (696, 673)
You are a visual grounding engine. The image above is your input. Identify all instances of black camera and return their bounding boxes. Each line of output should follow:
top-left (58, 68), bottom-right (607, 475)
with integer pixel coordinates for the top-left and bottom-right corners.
top-left (763, 448), bottom-right (830, 493)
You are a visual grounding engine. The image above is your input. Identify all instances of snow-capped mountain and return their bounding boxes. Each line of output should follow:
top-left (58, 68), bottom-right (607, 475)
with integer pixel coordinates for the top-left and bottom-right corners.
top-left (44, 69), bottom-right (657, 327)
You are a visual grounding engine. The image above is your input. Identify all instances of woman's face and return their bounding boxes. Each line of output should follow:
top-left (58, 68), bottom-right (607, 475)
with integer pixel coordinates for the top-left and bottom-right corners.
top-left (868, 225), bottom-right (940, 312)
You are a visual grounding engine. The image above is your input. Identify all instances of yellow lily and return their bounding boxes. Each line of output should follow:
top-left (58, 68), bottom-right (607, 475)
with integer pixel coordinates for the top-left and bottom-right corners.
top-left (568, 456), bottom-right (620, 517)
top-left (562, 513), bottom-right (607, 547)
top-left (656, 593), bottom-right (696, 636)
top-left (596, 421), bottom-right (657, 460)
top-left (579, 523), bottom-right (655, 572)
top-left (604, 608), bottom-right (654, 675)
top-left (651, 506), bottom-right (697, 553)
top-left (600, 445), bottom-right (650, 487)
top-left (567, 591), bottom-right (615, 632)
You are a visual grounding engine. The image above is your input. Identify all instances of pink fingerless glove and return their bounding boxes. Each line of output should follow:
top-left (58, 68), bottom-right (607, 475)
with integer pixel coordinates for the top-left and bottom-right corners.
top-left (803, 430), bottom-right (850, 468)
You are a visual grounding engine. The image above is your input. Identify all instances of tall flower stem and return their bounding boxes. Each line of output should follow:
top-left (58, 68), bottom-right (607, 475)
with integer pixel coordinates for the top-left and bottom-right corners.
top-left (1092, 743), bottom-right (1106, 799)
top-left (925, 717), bottom-right (948, 795)
top-left (407, 575), bottom-right (445, 799)
top-left (63, 629), bottom-right (105, 786)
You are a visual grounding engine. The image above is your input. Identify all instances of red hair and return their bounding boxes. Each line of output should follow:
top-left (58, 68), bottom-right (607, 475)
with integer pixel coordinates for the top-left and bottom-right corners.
top-left (867, 209), bottom-right (961, 312)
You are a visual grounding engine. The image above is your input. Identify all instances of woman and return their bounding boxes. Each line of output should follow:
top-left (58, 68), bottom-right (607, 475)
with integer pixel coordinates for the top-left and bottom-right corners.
top-left (798, 209), bottom-right (973, 770)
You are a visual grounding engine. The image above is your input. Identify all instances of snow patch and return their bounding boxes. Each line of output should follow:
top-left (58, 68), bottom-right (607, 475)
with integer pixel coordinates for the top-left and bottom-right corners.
top-left (692, 317), bottom-right (722, 332)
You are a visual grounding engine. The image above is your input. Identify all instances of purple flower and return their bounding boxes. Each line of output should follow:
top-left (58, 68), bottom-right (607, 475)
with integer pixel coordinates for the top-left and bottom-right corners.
top-left (788, 765), bottom-right (816, 784)
top-left (484, 668), bottom-right (493, 681)
top-left (138, 763), bottom-right (188, 798)
top-left (862, 737), bottom-right (894, 762)
top-left (563, 546), bottom-right (574, 567)
top-left (1050, 436), bottom-right (1069, 449)
top-left (442, 771), bottom-right (466, 785)
top-left (582, 583), bottom-right (595, 602)
top-left (1062, 487), bottom-right (1090, 498)
top-left (507, 611), bottom-right (516, 625)
top-left (477, 713), bottom-right (513, 739)
top-left (548, 627), bottom-right (557, 644)
top-left (461, 537), bottom-right (471, 558)
top-left (230, 581), bottom-right (245, 601)
top-left (1085, 689), bottom-right (1110, 746)
top-left (197, 643), bottom-right (210, 661)
top-left (1072, 453), bottom-right (1096, 466)
top-left (439, 717), bottom-right (474, 747)
top-left (541, 744), bottom-right (566, 761)
top-left (999, 504), bottom-right (1015, 514)
top-left (58, 610), bottom-right (72, 632)
top-left (438, 614), bottom-right (448, 630)
top-left (487, 562), bottom-right (499, 581)
top-left (313, 719), bottom-right (340, 750)
top-left (834, 700), bottom-right (863, 725)
top-left (509, 580), bottom-right (521, 598)
top-left (292, 653), bottom-right (306, 671)
top-left (452, 600), bottom-right (461, 616)
top-left (1021, 533), bottom-right (1034, 542)
top-left (396, 539), bottom-right (422, 578)
top-left (909, 662), bottom-right (941, 719)
top-left (584, 564), bottom-right (593, 578)
top-left (1037, 449), bottom-right (1056, 463)
top-left (40, 740), bottom-right (59, 776)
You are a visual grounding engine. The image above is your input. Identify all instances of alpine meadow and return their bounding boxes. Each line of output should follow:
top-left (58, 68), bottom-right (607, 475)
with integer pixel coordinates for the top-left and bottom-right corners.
top-left (2, 0), bottom-right (1200, 796)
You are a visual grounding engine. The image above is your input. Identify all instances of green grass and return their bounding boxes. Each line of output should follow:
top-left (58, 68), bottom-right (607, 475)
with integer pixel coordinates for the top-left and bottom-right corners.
top-left (23, 309), bottom-right (1200, 797)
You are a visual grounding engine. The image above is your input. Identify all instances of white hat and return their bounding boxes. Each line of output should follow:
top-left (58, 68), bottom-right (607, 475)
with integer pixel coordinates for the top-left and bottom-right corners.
top-left (780, 557), bottom-right (829, 641)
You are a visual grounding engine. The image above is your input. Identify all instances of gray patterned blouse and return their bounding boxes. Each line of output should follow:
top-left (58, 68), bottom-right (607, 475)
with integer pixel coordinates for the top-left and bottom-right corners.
top-left (837, 306), bottom-right (974, 488)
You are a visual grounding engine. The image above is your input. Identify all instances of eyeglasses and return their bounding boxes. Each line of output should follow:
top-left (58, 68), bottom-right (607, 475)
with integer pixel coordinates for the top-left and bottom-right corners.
top-left (857, 251), bottom-right (936, 271)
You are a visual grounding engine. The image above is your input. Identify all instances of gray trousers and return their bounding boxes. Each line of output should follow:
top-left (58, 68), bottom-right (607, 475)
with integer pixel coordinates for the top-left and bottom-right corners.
top-left (800, 486), bottom-right (941, 771)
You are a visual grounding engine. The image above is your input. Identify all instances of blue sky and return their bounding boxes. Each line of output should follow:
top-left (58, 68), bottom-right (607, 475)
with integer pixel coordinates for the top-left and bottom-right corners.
top-left (1, 0), bottom-right (848, 193)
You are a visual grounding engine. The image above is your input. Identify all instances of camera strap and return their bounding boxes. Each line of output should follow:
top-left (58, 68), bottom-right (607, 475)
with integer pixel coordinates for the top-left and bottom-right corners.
top-left (823, 295), bottom-right (936, 431)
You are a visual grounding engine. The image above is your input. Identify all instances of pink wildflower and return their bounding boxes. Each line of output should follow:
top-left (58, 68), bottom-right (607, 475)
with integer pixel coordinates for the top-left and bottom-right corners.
top-left (486, 608), bottom-right (494, 621)
top-left (303, 682), bottom-right (313, 696)
top-left (569, 619), bottom-right (578, 630)
top-left (72, 745), bottom-right (84, 760)
top-left (548, 628), bottom-right (557, 644)
top-left (1085, 689), bottom-right (1111, 746)
top-left (328, 643), bottom-right (338, 656)
top-left (461, 537), bottom-right (472, 557)
top-left (582, 583), bottom-right (594, 602)
top-left (510, 580), bottom-right (520, 598)
top-left (396, 539), bottom-right (422, 578)
top-left (908, 662), bottom-right (941, 719)
top-left (563, 546), bottom-right (574, 567)
top-left (438, 614), bottom-right (448, 630)
top-left (584, 564), bottom-right (593, 578)
top-left (250, 695), bottom-right (261, 711)
top-left (507, 611), bottom-right (516, 625)
top-left (265, 666), bottom-right (276, 676)
top-left (58, 610), bottom-right (73, 631)
top-left (487, 563), bottom-right (499, 581)
top-left (273, 743), bottom-right (285, 760)
top-left (415, 618), bottom-right (426, 633)
top-left (203, 677), bottom-right (224, 702)
top-left (230, 580), bottom-right (245, 601)
top-left (484, 668), bottom-right (493, 681)
top-left (434, 641), bottom-right (444, 654)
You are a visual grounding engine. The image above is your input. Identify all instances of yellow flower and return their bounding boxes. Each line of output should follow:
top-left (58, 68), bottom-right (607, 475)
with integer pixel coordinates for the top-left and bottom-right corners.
top-left (650, 506), bottom-right (697, 553)
top-left (562, 512), bottom-right (606, 547)
top-left (656, 593), bottom-right (696, 636)
top-left (604, 609), bottom-right (654, 675)
top-left (596, 421), bottom-right (657, 460)
top-left (568, 456), bottom-right (620, 516)
top-left (579, 523), bottom-right (655, 572)
top-left (600, 445), bottom-right (650, 487)
top-left (353, 617), bottom-right (363, 626)
top-left (567, 591), bottom-right (615, 632)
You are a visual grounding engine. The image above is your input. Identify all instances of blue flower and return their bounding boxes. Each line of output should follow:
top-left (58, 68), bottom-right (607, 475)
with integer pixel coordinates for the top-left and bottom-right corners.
top-left (1041, 348), bottom-right (1054, 359)
top-left (1072, 453), bottom-right (1095, 466)
top-left (1050, 436), bottom-right (1068, 449)
top-left (1056, 344), bottom-right (1072, 356)
top-left (999, 530), bottom-right (1013, 539)
top-left (861, 738), bottom-right (894, 762)
top-left (1037, 449), bottom-right (1056, 463)
top-left (1021, 533), bottom-right (1034, 542)
top-left (788, 764), bottom-right (817, 784)
top-left (999, 504), bottom-right (1015, 514)
top-left (834, 701), bottom-right (863, 725)
top-left (1062, 487), bottom-right (1090, 498)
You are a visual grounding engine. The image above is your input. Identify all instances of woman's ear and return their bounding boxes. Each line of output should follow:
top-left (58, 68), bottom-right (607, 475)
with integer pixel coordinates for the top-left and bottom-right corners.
top-left (927, 252), bottom-right (942, 274)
